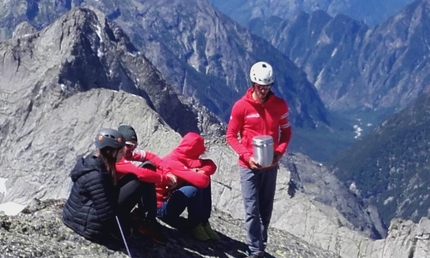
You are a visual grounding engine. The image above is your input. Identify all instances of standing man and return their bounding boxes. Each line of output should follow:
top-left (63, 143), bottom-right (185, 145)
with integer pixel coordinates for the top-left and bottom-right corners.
top-left (226, 61), bottom-right (292, 258)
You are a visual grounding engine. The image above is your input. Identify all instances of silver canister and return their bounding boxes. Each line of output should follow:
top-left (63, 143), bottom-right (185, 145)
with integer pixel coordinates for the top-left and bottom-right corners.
top-left (252, 135), bottom-right (274, 168)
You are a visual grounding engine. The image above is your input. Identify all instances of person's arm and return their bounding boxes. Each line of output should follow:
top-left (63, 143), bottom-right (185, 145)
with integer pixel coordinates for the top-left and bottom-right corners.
top-left (131, 149), bottom-right (147, 161)
top-left (226, 101), bottom-right (253, 163)
top-left (168, 160), bottom-right (210, 188)
top-left (276, 102), bottom-right (293, 156)
top-left (132, 149), bottom-right (168, 171)
top-left (116, 159), bottom-right (166, 184)
top-left (145, 151), bottom-right (168, 170)
top-left (196, 159), bottom-right (217, 176)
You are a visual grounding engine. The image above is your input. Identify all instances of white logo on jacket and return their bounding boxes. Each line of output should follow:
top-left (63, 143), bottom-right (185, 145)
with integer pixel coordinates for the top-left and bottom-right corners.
top-left (246, 113), bottom-right (260, 119)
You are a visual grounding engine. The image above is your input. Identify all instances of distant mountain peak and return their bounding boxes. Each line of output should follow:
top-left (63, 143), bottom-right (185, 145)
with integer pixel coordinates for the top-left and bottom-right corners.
top-left (0, 0), bottom-right (354, 161)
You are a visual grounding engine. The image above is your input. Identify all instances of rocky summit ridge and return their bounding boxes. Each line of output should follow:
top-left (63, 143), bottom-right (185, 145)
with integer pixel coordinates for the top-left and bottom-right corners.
top-left (0, 199), bottom-right (338, 258)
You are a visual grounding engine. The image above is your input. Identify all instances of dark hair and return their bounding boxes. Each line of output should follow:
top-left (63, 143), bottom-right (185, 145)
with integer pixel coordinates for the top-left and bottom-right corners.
top-left (99, 147), bottom-right (119, 184)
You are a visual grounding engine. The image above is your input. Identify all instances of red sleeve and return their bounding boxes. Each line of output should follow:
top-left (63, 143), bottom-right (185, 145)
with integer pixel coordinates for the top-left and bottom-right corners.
top-left (226, 101), bottom-right (252, 162)
top-left (130, 149), bottom-right (146, 161)
top-left (276, 102), bottom-right (292, 155)
top-left (145, 151), bottom-right (165, 169)
top-left (115, 159), bottom-right (165, 184)
top-left (167, 160), bottom-right (210, 188)
top-left (132, 150), bottom-right (169, 173)
top-left (199, 159), bottom-right (217, 176)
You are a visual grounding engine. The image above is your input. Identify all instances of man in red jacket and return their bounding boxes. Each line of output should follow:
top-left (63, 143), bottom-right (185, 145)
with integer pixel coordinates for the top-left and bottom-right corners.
top-left (226, 61), bottom-right (292, 258)
top-left (156, 132), bottom-right (219, 241)
top-left (116, 125), bottom-right (177, 245)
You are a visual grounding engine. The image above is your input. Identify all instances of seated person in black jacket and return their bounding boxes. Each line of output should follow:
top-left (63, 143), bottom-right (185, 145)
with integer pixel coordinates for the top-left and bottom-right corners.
top-left (63, 128), bottom-right (145, 244)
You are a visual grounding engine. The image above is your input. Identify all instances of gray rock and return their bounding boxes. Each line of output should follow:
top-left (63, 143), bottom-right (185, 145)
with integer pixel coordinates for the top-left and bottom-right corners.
top-left (0, 199), bottom-right (339, 258)
top-left (12, 21), bottom-right (37, 39)
top-left (362, 217), bottom-right (430, 258)
top-left (286, 153), bottom-right (387, 239)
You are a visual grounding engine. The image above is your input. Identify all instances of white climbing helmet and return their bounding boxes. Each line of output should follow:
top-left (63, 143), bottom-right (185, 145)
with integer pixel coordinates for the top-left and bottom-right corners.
top-left (249, 61), bottom-right (274, 85)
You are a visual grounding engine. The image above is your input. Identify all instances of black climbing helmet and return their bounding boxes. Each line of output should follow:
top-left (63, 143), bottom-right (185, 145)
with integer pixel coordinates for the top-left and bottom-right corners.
top-left (94, 128), bottom-right (126, 150)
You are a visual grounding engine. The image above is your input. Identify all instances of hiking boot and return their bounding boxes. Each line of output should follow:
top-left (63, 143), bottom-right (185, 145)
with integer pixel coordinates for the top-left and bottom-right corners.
top-left (190, 223), bottom-right (210, 241)
top-left (137, 220), bottom-right (168, 245)
top-left (202, 222), bottom-right (220, 240)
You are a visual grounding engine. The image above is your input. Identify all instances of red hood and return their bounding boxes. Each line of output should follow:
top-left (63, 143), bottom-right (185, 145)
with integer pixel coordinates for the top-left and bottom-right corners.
top-left (173, 132), bottom-right (206, 167)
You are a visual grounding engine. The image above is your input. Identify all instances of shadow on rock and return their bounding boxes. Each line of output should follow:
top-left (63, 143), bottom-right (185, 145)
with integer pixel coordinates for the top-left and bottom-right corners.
top-left (117, 216), bottom-right (249, 258)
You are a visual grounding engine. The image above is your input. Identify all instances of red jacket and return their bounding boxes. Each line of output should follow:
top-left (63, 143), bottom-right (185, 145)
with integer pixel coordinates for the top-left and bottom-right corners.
top-left (226, 88), bottom-right (292, 168)
top-left (156, 132), bottom-right (217, 208)
top-left (115, 149), bottom-right (170, 184)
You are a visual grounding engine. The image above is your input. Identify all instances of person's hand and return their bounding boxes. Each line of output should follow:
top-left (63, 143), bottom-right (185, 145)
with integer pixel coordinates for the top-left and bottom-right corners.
top-left (196, 170), bottom-right (206, 174)
top-left (165, 173), bottom-right (177, 189)
top-left (248, 157), bottom-right (260, 169)
top-left (192, 168), bottom-right (206, 174)
top-left (272, 152), bottom-right (282, 166)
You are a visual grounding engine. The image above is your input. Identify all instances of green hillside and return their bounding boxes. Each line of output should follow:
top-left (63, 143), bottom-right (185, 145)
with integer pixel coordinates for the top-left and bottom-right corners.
top-left (331, 91), bottom-right (430, 224)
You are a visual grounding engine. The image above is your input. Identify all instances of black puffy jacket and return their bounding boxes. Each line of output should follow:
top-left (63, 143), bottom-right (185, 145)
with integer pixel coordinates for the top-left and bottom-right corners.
top-left (63, 155), bottom-right (119, 241)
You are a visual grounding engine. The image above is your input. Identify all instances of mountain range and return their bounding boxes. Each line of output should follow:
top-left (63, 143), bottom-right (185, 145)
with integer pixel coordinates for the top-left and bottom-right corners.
top-left (1, 5), bottom-right (430, 258)
top-left (210, 0), bottom-right (415, 26)
top-left (0, 0), bottom-right (358, 162)
top-left (332, 89), bottom-right (430, 226)
top-left (0, 1), bottom-right (428, 257)
top-left (249, 0), bottom-right (430, 128)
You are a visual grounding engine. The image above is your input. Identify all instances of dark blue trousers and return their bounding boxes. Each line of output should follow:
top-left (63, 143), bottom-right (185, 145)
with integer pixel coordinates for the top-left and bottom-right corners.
top-left (240, 166), bottom-right (278, 255)
top-left (157, 184), bottom-right (212, 228)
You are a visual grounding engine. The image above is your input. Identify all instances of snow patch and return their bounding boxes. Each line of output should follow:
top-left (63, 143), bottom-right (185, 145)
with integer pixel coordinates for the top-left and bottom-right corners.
top-left (97, 49), bottom-right (104, 58)
top-left (60, 84), bottom-right (67, 92)
top-left (0, 178), bottom-right (6, 194)
top-left (0, 202), bottom-right (26, 216)
top-left (353, 125), bottom-right (363, 139)
top-left (384, 196), bottom-right (394, 205)
top-left (95, 25), bottom-right (104, 58)
top-left (331, 47), bottom-right (338, 57)
top-left (95, 25), bottom-right (103, 43)
top-left (127, 51), bottom-right (140, 57)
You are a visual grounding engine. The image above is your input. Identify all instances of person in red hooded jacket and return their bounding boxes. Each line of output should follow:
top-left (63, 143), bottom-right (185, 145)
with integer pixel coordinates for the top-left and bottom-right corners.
top-left (115, 125), bottom-right (177, 245)
top-left (226, 61), bottom-right (292, 258)
top-left (156, 132), bottom-right (219, 241)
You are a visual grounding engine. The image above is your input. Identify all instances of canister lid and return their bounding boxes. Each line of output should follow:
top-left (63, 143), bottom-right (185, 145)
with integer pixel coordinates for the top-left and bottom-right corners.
top-left (252, 135), bottom-right (274, 146)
